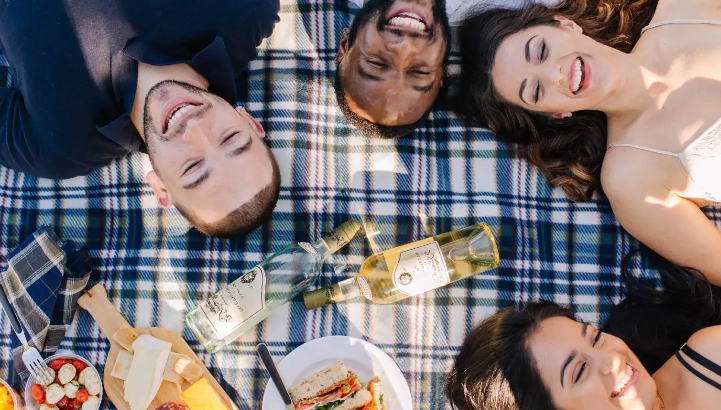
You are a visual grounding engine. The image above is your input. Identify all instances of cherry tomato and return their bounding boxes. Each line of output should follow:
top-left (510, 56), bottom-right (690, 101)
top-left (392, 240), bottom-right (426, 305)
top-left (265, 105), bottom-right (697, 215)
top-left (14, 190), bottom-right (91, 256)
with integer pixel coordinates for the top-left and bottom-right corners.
top-left (71, 360), bottom-right (87, 372)
top-left (57, 396), bottom-right (70, 408)
top-left (49, 359), bottom-right (66, 371)
top-left (75, 390), bottom-right (89, 403)
top-left (30, 384), bottom-right (46, 404)
top-left (69, 399), bottom-right (82, 410)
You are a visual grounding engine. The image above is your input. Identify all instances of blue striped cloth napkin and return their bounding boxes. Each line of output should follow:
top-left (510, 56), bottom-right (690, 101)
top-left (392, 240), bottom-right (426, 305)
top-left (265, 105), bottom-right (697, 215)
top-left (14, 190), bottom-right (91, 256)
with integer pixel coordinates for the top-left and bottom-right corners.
top-left (0, 227), bottom-right (91, 380)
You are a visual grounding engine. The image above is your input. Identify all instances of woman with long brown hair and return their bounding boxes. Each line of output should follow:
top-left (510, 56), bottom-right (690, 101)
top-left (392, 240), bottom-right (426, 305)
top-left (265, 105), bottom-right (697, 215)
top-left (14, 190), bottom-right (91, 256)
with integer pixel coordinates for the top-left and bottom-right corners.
top-left (457, 0), bottom-right (721, 284)
top-left (446, 251), bottom-right (721, 410)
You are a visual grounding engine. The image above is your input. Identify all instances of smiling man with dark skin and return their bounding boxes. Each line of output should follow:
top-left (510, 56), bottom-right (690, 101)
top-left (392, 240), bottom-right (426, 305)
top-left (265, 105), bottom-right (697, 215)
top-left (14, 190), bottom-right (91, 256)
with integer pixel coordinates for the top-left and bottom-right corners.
top-left (335, 0), bottom-right (560, 138)
top-left (0, 0), bottom-right (281, 238)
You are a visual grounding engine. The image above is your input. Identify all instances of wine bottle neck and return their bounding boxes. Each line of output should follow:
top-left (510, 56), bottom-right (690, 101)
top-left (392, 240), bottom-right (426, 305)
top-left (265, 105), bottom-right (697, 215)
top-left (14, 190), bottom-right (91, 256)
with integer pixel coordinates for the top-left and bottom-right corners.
top-left (303, 278), bottom-right (360, 309)
top-left (318, 219), bottom-right (362, 254)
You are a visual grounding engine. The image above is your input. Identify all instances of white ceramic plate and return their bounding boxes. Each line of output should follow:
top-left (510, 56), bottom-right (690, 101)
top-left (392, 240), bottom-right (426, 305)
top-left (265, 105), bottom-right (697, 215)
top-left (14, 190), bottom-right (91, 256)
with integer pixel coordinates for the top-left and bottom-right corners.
top-left (262, 336), bottom-right (413, 410)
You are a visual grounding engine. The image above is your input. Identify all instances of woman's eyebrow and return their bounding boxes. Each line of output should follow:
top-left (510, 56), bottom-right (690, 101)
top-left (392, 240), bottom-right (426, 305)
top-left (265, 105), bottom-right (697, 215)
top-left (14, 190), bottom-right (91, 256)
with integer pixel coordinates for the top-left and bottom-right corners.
top-left (519, 79), bottom-right (528, 104)
top-left (525, 35), bottom-right (538, 62)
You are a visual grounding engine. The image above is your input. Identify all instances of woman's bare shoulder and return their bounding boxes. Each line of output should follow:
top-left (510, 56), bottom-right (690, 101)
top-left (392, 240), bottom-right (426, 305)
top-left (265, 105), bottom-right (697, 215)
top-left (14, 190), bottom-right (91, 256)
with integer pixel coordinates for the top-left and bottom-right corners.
top-left (600, 145), bottom-right (662, 200)
top-left (687, 326), bottom-right (721, 360)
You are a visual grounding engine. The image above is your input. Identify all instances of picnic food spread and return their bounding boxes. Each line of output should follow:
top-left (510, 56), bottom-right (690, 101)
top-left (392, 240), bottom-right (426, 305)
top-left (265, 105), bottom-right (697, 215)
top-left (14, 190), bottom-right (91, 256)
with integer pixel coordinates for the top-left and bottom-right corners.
top-left (75, 285), bottom-right (236, 410)
top-left (0, 220), bottom-right (494, 410)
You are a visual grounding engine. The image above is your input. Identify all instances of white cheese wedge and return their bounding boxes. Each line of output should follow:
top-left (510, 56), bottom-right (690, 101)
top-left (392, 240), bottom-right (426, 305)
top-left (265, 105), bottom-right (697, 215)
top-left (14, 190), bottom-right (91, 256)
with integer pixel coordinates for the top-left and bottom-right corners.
top-left (124, 334), bottom-right (172, 410)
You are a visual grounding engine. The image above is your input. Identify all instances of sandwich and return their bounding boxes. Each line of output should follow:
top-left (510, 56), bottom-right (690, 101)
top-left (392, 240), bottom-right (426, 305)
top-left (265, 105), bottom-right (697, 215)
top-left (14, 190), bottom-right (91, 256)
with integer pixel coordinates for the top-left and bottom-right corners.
top-left (361, 377), bottom-right (385, 410)
top-left (288, 360), bottom-right (371, 410)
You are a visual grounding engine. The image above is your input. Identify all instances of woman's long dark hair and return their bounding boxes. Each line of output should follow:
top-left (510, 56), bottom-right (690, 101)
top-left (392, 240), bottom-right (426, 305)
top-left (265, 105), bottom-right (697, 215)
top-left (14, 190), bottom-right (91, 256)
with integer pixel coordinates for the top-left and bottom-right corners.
top-left (457, 0), bottom-right (658, 201)
top-left (446, 250), bottom-right (721, 410)
top-left (604, 249), bottom-right (721, 373)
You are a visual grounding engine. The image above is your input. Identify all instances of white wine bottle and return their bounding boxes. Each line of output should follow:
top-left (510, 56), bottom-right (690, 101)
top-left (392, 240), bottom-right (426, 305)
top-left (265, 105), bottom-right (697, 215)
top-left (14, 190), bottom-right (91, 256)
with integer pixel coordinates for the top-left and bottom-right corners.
top-left (186, 219), bottom-right (362, 353)
top-left (303, 223), bottom-right (499, 308)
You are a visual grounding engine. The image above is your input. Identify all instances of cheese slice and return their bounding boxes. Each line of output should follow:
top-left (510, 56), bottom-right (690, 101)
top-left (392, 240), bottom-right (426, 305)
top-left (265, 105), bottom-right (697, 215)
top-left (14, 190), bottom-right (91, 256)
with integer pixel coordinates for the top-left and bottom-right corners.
top-left (124, 334), bottom-right (172, 410)
top-left (181, 378), bottom-right (228, 410)
top-left (113, 326), bottom-right (140, 353)
top-left (162, 352), bottom-right (185, 384)
top-left (173, 356), bottom-right (203, 384)
top-left (111, 349), bottom-right (134, 380)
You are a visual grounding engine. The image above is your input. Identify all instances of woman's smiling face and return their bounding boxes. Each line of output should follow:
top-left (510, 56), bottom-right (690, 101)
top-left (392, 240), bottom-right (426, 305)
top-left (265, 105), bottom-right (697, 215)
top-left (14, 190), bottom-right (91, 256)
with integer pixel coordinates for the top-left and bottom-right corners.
top-left (528, 317), bottom-right (657, 410)
top-left (491, 17), bottom-right (620, 115)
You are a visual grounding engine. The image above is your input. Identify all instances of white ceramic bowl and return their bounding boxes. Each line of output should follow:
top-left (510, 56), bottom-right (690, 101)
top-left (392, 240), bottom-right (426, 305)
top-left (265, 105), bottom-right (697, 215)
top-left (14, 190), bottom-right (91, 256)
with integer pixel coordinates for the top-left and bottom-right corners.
top-left (0, 377), bottom-right (24, 410)
top-left (24, 354), bottom-right (102, 410)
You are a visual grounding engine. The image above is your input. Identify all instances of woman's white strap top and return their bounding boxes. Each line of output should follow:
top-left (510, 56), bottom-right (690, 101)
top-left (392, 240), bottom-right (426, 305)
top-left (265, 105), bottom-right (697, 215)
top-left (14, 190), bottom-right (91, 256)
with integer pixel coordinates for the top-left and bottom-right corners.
top-left (606, 19), bottom-right (721, 202)
top-left (641, 19), bottom-right (721, 34)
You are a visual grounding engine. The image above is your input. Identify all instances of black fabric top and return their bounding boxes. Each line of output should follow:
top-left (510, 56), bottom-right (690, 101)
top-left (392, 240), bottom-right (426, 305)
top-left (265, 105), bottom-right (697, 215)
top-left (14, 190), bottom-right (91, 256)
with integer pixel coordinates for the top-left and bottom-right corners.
top-left (0, 0), bottom-right (279, 179)
top-left (676, 343), bottom-right (721, 391)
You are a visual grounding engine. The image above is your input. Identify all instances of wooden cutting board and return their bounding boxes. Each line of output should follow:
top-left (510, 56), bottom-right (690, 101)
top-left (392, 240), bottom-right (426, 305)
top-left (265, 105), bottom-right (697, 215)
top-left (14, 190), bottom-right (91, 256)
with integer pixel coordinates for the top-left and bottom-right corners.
top-left (77, 284), bottom-right (238, 410)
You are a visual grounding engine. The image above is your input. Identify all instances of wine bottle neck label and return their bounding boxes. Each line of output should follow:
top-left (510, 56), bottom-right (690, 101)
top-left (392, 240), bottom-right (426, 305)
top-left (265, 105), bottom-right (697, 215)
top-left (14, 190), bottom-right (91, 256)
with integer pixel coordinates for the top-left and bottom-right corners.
top-left (322, 219), bottom-right (362, 254)
top-left (386, 239), bottom-right (450, 296)
top-left (198, 266), bottom-right (267, 339)
top-left (298, 242), bottom-right (318, 255)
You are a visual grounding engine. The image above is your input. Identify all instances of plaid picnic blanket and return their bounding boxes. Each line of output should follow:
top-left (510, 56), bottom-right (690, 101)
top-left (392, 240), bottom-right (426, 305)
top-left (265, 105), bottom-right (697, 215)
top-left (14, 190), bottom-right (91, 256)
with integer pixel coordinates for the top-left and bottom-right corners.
top-left (0, 0), bottom-right (719, 409)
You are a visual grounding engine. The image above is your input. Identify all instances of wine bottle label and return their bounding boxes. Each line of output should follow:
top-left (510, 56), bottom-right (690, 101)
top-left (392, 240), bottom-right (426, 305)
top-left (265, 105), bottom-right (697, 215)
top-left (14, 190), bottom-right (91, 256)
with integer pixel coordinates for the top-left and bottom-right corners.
top-left (298, 242), bottom-right (318, 255)
top-left (198, 266), bottom-right (267, 339)
top-left (322, 219), bottom-right (362, 253)
top-left (388, 240), bottom-right (450, 296)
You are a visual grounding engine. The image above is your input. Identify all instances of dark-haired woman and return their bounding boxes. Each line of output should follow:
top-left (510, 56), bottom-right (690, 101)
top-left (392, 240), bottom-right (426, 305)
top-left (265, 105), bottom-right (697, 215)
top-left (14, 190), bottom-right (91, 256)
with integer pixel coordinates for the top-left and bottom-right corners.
top-left (457, 0), bottom-right (721, 284)
top-left (446, 252), bottom-right (721, 409)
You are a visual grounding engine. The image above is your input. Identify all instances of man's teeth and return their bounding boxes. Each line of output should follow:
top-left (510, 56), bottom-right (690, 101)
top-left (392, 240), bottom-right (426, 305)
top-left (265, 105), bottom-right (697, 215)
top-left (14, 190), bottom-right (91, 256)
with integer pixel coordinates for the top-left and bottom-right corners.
top-left (572, 57), bottom-right (583, 93)
top-left (167, 104), bottom-right (194, 129)
top-left (612, 364), bottom-right (634, 396)
top-left (387, 13), bottom-right (426, 31)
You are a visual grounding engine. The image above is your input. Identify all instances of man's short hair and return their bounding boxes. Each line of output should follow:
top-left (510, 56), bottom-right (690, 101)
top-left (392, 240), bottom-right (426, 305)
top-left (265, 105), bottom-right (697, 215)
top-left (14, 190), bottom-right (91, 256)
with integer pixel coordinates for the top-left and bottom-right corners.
top-left (175, 154), bottom-right (281, 239)
top-left (333, 70), bottom-right (431, 139)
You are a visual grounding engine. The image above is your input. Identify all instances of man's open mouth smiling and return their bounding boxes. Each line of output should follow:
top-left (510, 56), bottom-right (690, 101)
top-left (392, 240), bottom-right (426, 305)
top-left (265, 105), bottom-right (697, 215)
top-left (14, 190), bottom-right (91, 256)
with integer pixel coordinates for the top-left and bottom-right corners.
top-left (162, 100), bottom-right (202, 134)
top-left (385, 8), bottom-right (429, 35)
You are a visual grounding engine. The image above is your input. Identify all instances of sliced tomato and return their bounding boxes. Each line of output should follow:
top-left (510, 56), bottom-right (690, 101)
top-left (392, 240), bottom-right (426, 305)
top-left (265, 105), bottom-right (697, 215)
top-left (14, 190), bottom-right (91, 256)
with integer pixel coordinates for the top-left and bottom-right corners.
top-left (49, 359), bottom-right (66, 371)
top-left (71, 360), bottom-right (87, 372)
top-left (75, 390), bottom-right (89, 403)
top-left (30, 384), bottom-right (46, 404)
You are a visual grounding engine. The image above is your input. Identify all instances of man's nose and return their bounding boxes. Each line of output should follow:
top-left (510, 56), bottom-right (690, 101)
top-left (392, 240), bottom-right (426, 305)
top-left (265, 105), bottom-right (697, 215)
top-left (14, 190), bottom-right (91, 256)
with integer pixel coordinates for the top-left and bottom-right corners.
top-left (181, 120), bottom-right (210, 146)
top-left (387, 37), bottom-right (419, 63)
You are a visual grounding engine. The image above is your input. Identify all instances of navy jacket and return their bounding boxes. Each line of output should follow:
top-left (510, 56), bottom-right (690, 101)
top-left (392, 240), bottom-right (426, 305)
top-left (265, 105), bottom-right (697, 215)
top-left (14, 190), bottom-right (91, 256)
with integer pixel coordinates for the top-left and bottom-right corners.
top-left (0, 0), bottom-right (279, 179)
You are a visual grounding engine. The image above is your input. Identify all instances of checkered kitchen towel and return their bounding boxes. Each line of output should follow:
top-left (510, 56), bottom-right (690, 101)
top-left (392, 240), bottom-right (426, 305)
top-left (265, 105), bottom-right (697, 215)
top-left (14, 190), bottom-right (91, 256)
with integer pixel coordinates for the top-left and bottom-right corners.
top-left (0, 227), bottom-right (91, 379)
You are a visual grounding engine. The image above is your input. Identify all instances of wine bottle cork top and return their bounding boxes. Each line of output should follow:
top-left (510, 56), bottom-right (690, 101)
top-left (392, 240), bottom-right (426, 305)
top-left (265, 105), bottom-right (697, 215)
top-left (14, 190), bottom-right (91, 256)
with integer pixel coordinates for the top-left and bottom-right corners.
top-left (322, 219), bottom-right (363, 254)
top-left (303, 285), bottom-right (339, 309)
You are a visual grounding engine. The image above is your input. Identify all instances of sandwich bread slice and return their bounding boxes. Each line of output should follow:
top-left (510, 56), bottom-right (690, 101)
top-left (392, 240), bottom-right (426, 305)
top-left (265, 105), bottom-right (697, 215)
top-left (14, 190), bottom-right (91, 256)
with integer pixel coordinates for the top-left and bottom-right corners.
top-left (288, 360), bottom-right (364, 410)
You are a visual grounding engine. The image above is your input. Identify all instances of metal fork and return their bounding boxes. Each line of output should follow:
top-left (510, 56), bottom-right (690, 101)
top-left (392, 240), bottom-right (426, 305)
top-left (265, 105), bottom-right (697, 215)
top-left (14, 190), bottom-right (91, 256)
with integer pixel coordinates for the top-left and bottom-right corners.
top-left (0, 283), bottom-right (54, 385)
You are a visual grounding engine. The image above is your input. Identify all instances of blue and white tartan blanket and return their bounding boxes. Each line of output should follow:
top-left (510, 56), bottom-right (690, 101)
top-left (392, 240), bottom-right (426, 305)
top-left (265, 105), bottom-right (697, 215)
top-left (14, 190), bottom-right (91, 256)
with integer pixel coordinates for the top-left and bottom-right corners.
top-left (0, 0), bottom-right (720, 409)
